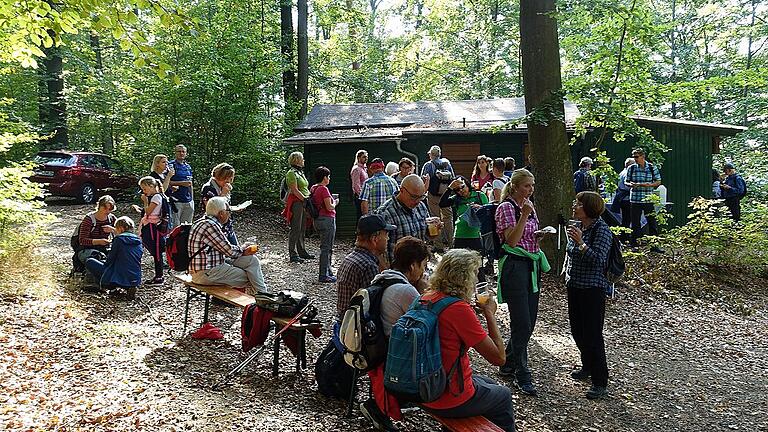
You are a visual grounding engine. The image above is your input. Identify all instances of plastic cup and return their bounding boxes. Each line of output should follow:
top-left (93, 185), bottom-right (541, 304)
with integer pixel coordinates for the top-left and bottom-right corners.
top-left (426, 217), bottom-right (440, 236)
top-left (476, 282), bottom-right (490, 305)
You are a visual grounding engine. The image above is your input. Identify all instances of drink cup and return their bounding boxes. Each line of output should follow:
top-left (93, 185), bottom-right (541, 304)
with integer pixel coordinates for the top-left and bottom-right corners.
top-left (476, 282), bottom-right (490, 305)
top-left (332, 193), bottom-right (339, 202)
top-left (568, 219), bottom-right (582, 229)
top-left (426, 217), bottom-right (440, 236)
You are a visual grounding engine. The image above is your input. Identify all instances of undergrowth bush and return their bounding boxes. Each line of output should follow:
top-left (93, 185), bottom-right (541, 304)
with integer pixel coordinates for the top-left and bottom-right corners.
top-left (661, 197), bottom-right (768, 273)
top-left (0, 140), bottom-right (55, 297)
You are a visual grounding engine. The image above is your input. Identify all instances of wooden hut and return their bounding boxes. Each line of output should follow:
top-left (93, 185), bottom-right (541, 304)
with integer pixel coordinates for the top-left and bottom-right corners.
top-left (284, 97), bottom-right (745, 236)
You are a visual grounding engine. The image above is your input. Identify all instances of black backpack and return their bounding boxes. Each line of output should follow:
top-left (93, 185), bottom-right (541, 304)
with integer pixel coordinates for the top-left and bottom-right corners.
top-left (305, 189), bottom-right (320, 219)
top-left (589, 227), bottom-right (625, 283)
top-left (156, 194), bottom-right (171, 233)
top-left (339, 277), bottom-right (400, 372)
top-left (477, 199), bottom-right (521, 260)
top-left (315, 338), bottom-right (356, 399)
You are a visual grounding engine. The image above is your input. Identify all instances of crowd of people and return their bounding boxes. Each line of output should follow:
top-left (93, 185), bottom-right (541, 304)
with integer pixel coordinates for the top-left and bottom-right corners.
top-left (70, 142), bottom-right (747, 432)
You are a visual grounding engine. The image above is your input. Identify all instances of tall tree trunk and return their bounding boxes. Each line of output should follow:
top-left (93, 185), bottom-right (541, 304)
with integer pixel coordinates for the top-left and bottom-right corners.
top-left (281, 0), bottom-right (297, 120)
top-left (347, 0), bottom-right (360, 70)
top-left (297, 0), bottom-right (309, 119)
top-left (42, 30), bottom-right (68, 149)
top-left (90, 32), bottom-right (113, 154)
top-left (520, 0), bottom-right (572, 261)
top-left (669, 0), bottom-right (677, 118)
top-left (742, 0), bottom-right (756, 127)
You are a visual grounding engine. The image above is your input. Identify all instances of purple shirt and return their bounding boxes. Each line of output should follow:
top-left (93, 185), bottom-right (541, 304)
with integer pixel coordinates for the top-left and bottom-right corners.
top-left (495, 200), bottom-right (540, 253)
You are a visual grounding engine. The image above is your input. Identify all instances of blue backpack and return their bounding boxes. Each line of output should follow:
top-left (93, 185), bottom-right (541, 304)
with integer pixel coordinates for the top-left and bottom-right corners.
top-left (383, 296), bottom-right (465, 403)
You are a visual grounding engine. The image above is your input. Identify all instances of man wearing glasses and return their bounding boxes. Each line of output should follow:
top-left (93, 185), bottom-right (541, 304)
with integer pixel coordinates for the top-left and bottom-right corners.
top-left (188, 197), bottom-right (267, 295)
top-left (625, 148), bottom-right (662, 249)
top-left (169, 144), bottom-right (195, 226)
top-left (374, 174), bottom-right (441, 264)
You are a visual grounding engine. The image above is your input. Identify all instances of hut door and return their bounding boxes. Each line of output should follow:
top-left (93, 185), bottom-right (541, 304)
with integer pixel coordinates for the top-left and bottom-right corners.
top-left (441, 142), bottom-right (480, 178)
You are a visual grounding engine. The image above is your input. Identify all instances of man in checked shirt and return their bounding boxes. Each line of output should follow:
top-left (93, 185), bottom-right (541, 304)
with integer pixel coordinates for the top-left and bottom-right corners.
top-left (188, 196), bottom-right (269, 295)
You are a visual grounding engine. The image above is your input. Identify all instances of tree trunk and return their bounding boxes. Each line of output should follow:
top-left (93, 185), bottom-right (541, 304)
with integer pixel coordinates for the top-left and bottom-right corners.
top-left (347, 0), bottom-right (360, 70)
top-left (280, 0), bottom-right (297, 116)
top-left (297, 0), bottom-right (309, 119)
top-left (742, 0), bottom-right (756, 127)
top-left (41, 29), bottom-right (68, 149)
top-left (519, 0), bottom-right (572, 261)
top-left (90, 32), bottom-right (113, 154)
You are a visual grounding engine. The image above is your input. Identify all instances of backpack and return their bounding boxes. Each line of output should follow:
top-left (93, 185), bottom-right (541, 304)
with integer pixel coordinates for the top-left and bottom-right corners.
top-left (315, 337), bottom-right (356, 399)
top-left (156, 194), bottom-right (171, 233)
top-left (252, 290), bottom-right (318, 319)
top-left (477, 200), bottom-right (520, 260)
top-left (736, 175), bottom-right (747, 199)
top-left (383, 296), bottom-right (465, 403)
top-left (305, 189), bottom-right (320, 219)
top-left (165, 223), bottom-right (209, 272)
top-left (427, 159), bottom-right (453, 195)
top-left (279, 177), bottom-right (289, 203)
top-left (70, 212), bottom-right (116, 253)
top-left (589, 227), bottom-right (625, 283)
top-left (339, 277), bottom-right (400, 372)
top-left (583, 172), bottom-right (597, 192)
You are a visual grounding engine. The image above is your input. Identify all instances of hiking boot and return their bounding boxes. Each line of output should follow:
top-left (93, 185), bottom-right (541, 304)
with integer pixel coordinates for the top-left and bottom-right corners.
top-left (299, 253), bottom-right (316, 260)
top-left (319, 275), bottom-right (337, 283)
top-left (125, 287), bottom-right (137, 301)
top-left (586, 385), bottom-right (608, 400)
top-left (289, 256), bottom-right (304, 263)
top-left (144, 277), bottom-right (164, 285)
top-left (498, 366), bottom-right (515, 378)
top-left (570, 369), bottom-right (590, 381)
top-left (517, 381), bottom-right (538, 396)
top-left (360, 399), bottom-right (398, 432)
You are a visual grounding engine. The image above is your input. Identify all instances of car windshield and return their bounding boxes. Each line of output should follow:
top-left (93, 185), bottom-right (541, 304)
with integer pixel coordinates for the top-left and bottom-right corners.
top-left (34, 153), bottom-right (75, 166)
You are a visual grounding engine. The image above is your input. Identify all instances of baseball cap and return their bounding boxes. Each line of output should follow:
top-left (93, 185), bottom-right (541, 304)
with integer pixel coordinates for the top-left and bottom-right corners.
top-left (723, 162), bottom-right (735, 170)
top-left (369, 158), bottom-right (385, 170)
top-left (357, 214), bottom-right (397, 235)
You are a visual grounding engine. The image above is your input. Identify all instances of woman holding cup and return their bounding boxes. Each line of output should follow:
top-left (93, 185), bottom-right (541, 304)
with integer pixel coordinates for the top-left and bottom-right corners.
top-left (494, 169), bottom-right (551, 396)
top-left (565, 191), bottom-right (613, 400)
top-left (311, 166), bottom-right (338, 283)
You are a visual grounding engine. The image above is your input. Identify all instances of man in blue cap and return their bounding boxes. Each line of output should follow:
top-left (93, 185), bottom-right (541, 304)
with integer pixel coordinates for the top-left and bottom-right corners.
top-left (721, 162), bottom-right (747, 222)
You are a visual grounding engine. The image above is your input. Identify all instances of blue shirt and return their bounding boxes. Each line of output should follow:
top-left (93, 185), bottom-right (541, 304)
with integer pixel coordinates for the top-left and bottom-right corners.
top-left (170, 160), bottom-right (194, 203)
top-left (721, 173), bottom-right (745, 199)
top-left (627, 162), bottom-right (661, 203)
top-left (360, 172), bottom-right (399, 213)
top-left (565, 218), bottom-right (612, 290)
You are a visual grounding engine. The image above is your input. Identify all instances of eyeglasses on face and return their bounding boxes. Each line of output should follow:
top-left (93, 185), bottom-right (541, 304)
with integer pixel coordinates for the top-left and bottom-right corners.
top-left (402, 187), bottom-right (426, 200)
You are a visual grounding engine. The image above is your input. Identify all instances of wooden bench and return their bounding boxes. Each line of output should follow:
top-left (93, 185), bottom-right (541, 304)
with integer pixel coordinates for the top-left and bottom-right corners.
top-left (173, 273), bottom-right (322, 376)
top-left (429, 413), bottom-right (504, 432)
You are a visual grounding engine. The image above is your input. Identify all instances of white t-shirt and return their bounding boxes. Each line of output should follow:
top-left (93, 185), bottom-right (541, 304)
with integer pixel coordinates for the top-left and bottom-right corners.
top-left (492, 177), bottom-right (509, 192)
top-left (149, 194), bottom-right (163, 217)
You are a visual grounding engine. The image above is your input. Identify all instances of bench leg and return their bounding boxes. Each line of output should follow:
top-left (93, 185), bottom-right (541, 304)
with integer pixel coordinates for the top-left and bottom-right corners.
top-left (272, 332), bottom-right (281, 377)
top-left (296, 329), bottom-right (307, 372)
top-left (202, 293), bottom-right (211, 324)
top-left (183, 285), bottom-right (191, 336)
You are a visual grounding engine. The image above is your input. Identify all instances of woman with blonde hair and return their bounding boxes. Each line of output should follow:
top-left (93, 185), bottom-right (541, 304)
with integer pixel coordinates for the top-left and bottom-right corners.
top-left (494, 168), bottom-right (550, 396)
top-left (149, 154), bottom-right (174, 193)
top-left (416, 249), bottom-right (514, 431)
top-left (282, 151), bottom-right (314, 263)
top-left (350, 149), bottom-right (369, 221)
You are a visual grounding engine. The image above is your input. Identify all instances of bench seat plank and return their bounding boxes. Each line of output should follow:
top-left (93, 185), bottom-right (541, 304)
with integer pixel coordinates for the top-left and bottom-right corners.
top-left (172, 273), bottom-right (255, 308)
top-left (429, 414), bottom-right (504, 432)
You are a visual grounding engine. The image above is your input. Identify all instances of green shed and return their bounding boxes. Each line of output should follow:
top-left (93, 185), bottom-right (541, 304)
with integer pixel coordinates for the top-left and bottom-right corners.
top-left (284, 98), bottom-right (745, 236)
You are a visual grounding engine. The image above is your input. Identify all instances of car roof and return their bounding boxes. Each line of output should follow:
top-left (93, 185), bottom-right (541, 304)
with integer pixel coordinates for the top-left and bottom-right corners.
top-left (37, 150), bottom-right (113, 158)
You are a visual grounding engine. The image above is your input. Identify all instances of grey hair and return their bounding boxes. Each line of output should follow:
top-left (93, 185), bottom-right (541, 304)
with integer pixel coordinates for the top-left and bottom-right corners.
top-left (428, 145), bottom-right (441, 157)
top-left (624, 157), bottom-right (635, 168)
top-left (206, 196), bottom-right (229, 216)
top-left (175, 144), bottom-right (187, 152)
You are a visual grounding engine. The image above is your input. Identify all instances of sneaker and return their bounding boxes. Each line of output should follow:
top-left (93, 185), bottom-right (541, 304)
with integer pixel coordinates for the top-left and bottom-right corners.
top-left (359, 399), bottom-right (398, 432)
top-left (498, 366), bottom-right (515, 378)
top-left (518, 382), bottom-right (538, 396)
top-left (319, 275), bottom-right (337, 283)
top-left (289, 256), bottom-right (304, 263)
top-left (570, 369), bottom-right (590, 381)
top-left (586, 385), bottom-right (608, 400)
top-left (125, 287), bottom-right (137, 301)
top-left (144, 277), bottom-right (164, 285)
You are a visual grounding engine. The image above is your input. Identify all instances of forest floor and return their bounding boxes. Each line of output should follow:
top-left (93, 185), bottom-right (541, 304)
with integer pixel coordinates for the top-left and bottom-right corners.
top-left (1, 201), bottom-right (767, 432)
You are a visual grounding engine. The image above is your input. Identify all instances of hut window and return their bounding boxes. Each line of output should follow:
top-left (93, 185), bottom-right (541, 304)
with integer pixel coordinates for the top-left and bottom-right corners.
top-left (712, 136), bottom-right (721, 154)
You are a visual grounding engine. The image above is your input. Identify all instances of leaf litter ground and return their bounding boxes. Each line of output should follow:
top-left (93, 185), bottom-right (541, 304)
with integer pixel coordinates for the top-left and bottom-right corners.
top-left (1, 201), bottom-right (766, 431)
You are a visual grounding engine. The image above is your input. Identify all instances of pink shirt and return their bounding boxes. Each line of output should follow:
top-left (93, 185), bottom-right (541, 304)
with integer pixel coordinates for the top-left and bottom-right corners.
top-left (495, 200), bottom-right (540, 253)
top-left (471, 172), bottom-right (493, 190)
top-left (350, 163), bottom-right (368, 197)
top-left (311, 184), bottom-right (336, 218)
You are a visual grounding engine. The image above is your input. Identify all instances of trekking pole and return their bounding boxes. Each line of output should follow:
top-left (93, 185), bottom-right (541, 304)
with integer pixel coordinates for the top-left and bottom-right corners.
top-left (212, 299), bottom-right (315, 390)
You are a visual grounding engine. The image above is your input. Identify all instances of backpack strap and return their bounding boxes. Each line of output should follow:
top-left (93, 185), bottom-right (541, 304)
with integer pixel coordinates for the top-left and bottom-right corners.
top-left (426, 296), bottom-right (465, 396)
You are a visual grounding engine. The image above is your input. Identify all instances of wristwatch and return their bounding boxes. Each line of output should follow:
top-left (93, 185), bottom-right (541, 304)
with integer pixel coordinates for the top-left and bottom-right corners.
top-left (579, 242), bottom-right (588, 252)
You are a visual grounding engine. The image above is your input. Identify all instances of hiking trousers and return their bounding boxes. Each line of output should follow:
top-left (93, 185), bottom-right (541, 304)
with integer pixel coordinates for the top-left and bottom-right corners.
top-left (630, 202), bottom-right (657, 245)
top-left (314, 216), bottom-right (336, 277)
top-left (191, 255), bottom-right (268, 296)
top-left (288, 200), bottom-right (308, 258)
top-left (426, 193), bottom-right (454, 249)
top-left (499, 256), bottom-right (539, 385)
top-left (724, 197), bottom-right (741, 222)
top-left (172, 201), bottom-right (194, 226)
top-left (424, 375), bottom-right (515, 432)
top-left (567, 286), bottom-right (608, 388)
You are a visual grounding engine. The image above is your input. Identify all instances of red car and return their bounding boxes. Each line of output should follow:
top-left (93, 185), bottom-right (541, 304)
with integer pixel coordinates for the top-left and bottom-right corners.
top-left (30, 151), bottom-right (139, 203)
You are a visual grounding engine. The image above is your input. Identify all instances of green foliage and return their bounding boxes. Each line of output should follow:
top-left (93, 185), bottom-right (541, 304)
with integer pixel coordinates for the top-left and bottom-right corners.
top-left (661, 197), bottom-right (768, 272)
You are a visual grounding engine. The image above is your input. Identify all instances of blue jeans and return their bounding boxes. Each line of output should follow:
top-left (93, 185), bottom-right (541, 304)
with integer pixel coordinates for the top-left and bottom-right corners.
top-left (85, 258), bottom-right (106, 282)
top-left (314, 216), bottom-right (336, 277)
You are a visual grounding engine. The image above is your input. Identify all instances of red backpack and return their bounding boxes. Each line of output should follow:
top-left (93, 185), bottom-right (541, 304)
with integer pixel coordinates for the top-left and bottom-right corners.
top-left (165, 223), bottom-right (208, 271)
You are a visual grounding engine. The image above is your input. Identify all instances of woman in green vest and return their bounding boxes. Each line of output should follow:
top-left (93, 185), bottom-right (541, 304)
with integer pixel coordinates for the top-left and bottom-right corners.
top-left (493, 169), bottom-right (550, 397)
top-left (439, 175), bottom-right (489, 278)
top-left (283, 151), bottom-right (315, 263)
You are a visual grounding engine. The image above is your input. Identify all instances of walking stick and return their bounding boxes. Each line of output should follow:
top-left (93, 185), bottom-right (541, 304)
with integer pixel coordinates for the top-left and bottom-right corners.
top-left (212, 299), bottom-right (315, 390)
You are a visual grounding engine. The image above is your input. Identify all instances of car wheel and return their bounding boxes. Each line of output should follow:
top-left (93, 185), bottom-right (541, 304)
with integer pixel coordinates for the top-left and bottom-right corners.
top-left (80, 183), bottom-right (96, 204)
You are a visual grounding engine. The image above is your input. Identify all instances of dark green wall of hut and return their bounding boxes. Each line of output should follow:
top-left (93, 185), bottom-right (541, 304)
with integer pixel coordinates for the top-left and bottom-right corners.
top-left (303, 123), bottom-right (716, 237)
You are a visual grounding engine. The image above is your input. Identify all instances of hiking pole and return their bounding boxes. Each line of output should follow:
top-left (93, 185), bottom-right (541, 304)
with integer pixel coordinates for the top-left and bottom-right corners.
top-left (212, 299), bottom-right (315, 390)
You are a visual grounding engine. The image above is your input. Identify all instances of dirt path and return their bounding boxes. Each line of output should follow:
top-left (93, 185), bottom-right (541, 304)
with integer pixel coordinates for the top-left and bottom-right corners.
top-left (1, 201), bottom-right (766, 431)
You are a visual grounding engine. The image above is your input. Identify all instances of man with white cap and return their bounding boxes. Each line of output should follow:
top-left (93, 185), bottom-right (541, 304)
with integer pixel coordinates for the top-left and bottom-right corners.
top-left (421, 145), bottom-right (455, 251)
top-left (573, 156), bottom-right (597, 193)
